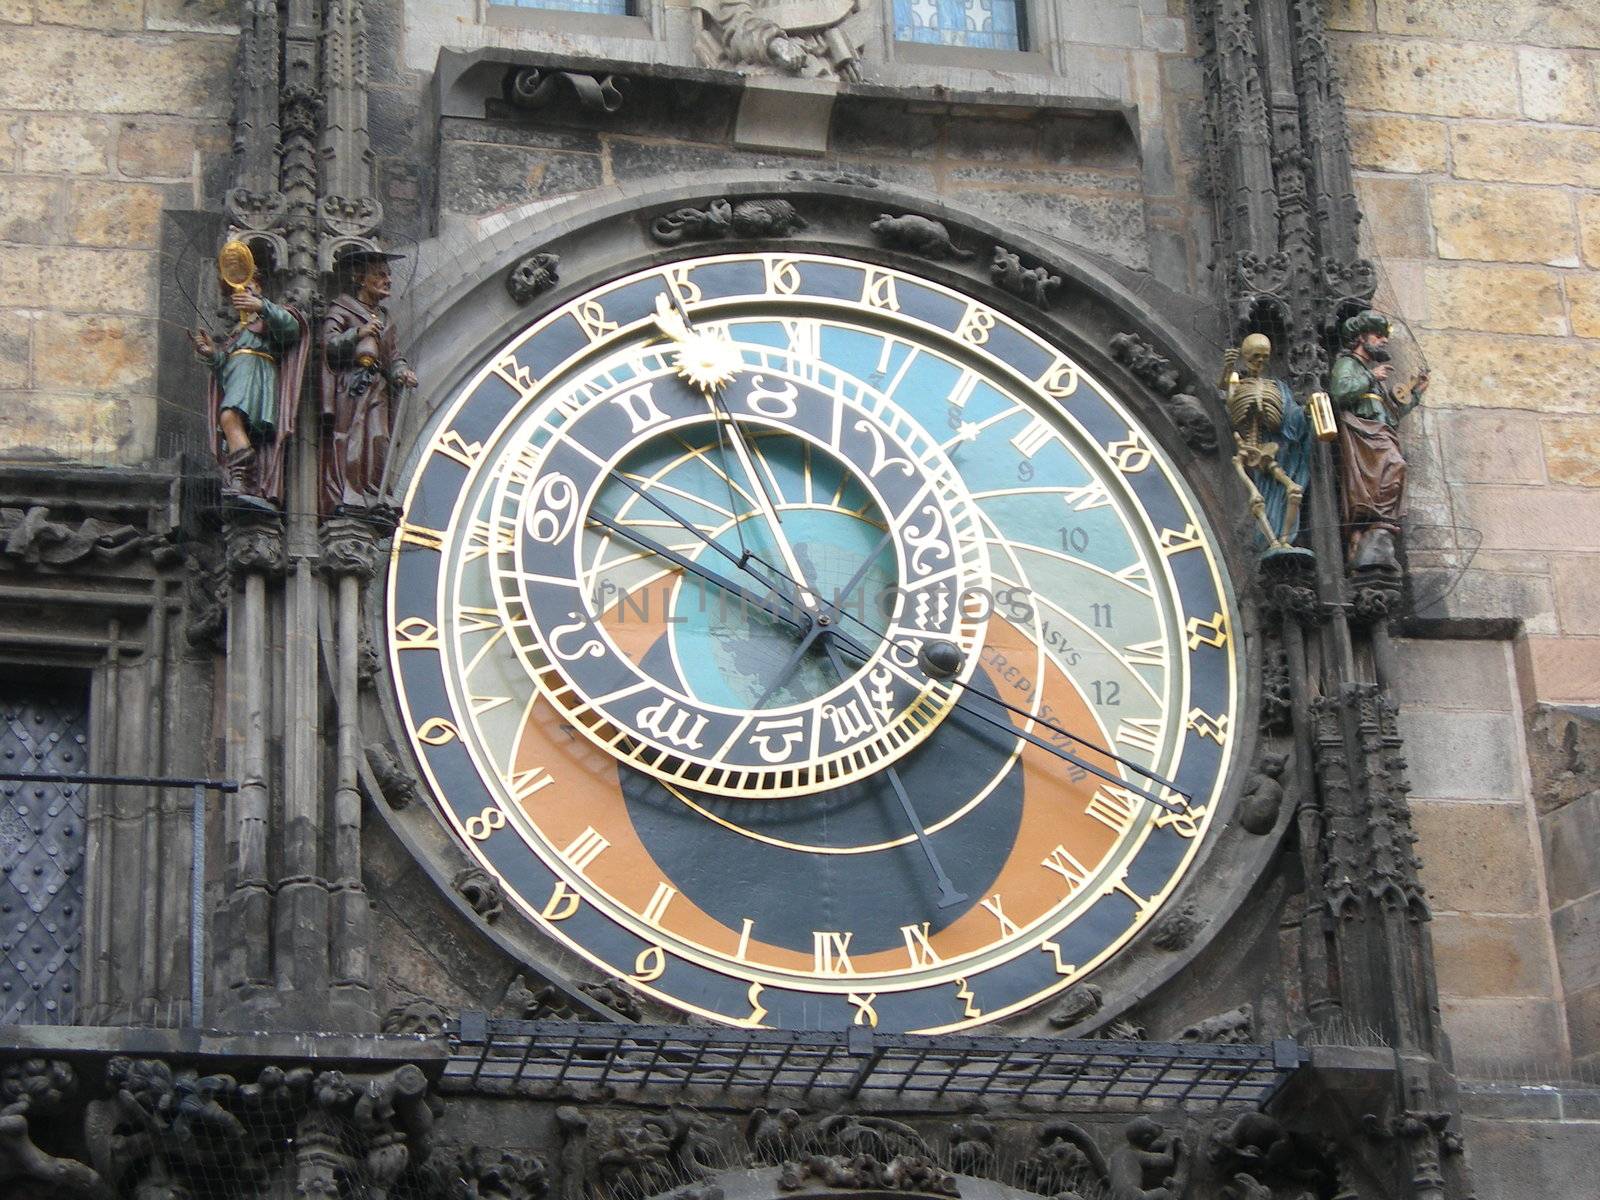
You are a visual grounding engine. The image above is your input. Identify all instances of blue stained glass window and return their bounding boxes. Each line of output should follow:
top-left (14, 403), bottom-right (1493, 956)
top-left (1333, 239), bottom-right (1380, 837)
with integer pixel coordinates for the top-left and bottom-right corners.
top-left (894, 0), bottom-right (1024, 51)
top-left (492, 0), bottom-right (631, 15)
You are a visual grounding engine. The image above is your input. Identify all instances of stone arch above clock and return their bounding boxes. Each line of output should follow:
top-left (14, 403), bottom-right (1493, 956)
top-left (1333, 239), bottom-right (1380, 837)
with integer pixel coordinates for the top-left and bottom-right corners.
top-left (361, 176), bottom-right (1275, 1035)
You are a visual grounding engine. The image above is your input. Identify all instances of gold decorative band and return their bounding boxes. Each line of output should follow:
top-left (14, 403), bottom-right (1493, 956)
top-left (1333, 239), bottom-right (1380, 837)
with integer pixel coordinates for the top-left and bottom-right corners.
top-left (230, 348), bottom-right (276, 363)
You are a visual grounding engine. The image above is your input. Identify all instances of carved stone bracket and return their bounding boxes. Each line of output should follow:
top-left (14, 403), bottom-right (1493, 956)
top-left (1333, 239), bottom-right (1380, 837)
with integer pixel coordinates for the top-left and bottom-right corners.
top-left (508, 252), bottom-right (560, 304)
top-left (223, 509), bottom-right (287, 579)
top-left (1108, 333), bottom-right (1219, 455)
top-left (319, 515), bottom-right (383, 581)
top-left (869, 213), bottom-right (973, 261)
top-left (989, 246), bottom-right (1061, 308)
top-left (650, 198), bottom-right (807, 245)
top-left (452, 865), bottom-right (505, 923)
top-left (366, 742), bottom-right (420, 809)
top-left (381, 997), bottom-right (450, 1037)
top-left (506, 66), bottom-right (624, 114)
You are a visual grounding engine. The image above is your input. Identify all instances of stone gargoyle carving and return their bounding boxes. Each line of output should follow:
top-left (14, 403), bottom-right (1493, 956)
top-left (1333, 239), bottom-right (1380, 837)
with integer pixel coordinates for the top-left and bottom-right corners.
top-left (692, 0), bottom-right (872, 81)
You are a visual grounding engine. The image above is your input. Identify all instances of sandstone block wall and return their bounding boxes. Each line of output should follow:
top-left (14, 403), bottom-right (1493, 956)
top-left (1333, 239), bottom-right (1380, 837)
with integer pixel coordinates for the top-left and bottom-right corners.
top-left (0, 0), bottom-right (233, 464)
top-left (1333, 0), bottom-right (1600, 1072)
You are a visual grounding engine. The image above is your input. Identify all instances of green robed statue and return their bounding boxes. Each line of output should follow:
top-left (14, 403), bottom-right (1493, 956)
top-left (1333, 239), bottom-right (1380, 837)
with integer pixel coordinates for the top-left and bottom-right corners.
top-left (189, 241), bottom-right (309, 509)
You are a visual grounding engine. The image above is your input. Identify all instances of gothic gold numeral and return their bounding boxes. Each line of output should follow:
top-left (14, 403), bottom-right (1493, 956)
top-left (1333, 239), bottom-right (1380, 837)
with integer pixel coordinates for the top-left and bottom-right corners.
top-left (955, 305), bottom-right (995, 344)
top-left (813, 930), bottom-right (856, 976)
top-left (1105, 433), bottom-right (1152, 473)
top-left (1036, 358), bottom-right (1080, 398)
top-left (490, 353), bottom-right (539, 401)
top-left (416, 717), bottom-right (458, 745)
top-left (542, 881), bottom-right (580, 921)
top-left (561, 826), bottom-right (610, 873)
top-left (664, 265), bottom-right (701, 305)
top-left (900, 922), bottom-right (942, 968)
top-left (1153, 799), bottom-right (1206, 840)
top-left (765, 256), bottom-right (802, 295)
top-left (1186, 611), bottom-right (1230, 650)
top-left (1159, 524), bottom-right (1205, 556)
top-left (398, 522), bottom-right (445, 551)
top-left (632, 945), bottom-right (666, 982)
top-left (955, 977), bottom-right (981, 1019)
top-left (1186, 708), bottom-right (1230, 744)
top-left (1040, 938), bottom-right (1075, 975)
top-left (574, 299), bottom-right (618, 341)
top-left (465, 806), bottom-right (506, 840)
top-left (393, 617), bottom-right (439, 650)
top-left (735, 917), bottom-right (755, 961)
top-left (862, 267), bottom-right (900, 311)
top-left (463, 518), bottom-right (515, 563)
top-left (848, 992), bottom-right (879, 1027)
top-left (434, 429), bottom-right (483, 467)
top-left (733, 981), bottom-right (768, 1028)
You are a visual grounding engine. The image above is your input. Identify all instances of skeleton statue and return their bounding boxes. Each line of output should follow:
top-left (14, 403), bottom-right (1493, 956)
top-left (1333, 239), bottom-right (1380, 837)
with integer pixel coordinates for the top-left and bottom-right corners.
top-left (1220, 334), bottom-right (1314, 557)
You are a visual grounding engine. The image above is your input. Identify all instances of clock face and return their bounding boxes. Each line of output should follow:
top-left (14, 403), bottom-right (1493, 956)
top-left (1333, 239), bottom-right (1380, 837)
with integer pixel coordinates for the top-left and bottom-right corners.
top-left (388, 252), bottom-right (1240, 1032)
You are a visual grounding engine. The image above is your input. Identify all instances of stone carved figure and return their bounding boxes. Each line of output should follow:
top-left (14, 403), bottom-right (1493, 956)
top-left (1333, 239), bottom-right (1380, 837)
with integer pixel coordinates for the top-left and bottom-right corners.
top-left (1107, 1118), bottom-right (1188, 1200)
top-left (1329, 309), bottom-right (1428, 575)
top-left (190, 253), bottom-right (309, 510)
top-left (1221, 333), bottom-right (1314, 557)
top-left (1238, 752), bottom-right (1287, 835)
top-left (870, 213), bottom-right (973, 260)
top-left (693, 0), bottom-right (869, 80)
top-left (321, 247), bottom-right (418, 519)
top-left (990, 247), bottom-right (1061, 307)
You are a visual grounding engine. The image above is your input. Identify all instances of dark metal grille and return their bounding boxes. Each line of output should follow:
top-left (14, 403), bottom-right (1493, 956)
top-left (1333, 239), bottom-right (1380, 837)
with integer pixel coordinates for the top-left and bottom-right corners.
top-left (445, 1017), bottom-right (1304, 1110)
top-left (0, 685), bottom-right (88, 1025)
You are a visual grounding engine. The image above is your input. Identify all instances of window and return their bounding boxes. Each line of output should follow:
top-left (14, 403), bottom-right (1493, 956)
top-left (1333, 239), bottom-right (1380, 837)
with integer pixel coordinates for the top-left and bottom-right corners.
top-left (490, 0), bottom-right (631, 14)
top-left (894, 0), bottom-right (1025, 51)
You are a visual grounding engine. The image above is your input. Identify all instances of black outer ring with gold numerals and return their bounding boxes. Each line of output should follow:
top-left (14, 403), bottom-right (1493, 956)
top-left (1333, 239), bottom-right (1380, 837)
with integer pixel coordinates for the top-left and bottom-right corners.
top-left (387, 251), bottom-right (1240, 1034)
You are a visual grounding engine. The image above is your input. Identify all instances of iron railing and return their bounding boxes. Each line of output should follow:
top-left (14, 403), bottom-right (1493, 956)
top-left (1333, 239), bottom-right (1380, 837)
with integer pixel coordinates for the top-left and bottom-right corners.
top-left (444, 1016), bottom-right (1305, 1110)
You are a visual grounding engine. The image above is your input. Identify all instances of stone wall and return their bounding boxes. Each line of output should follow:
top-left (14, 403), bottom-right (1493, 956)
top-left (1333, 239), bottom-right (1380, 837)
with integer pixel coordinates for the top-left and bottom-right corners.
top-left (0, 0), bottom-right (234, 464)
top-left (1333, 0), bottom-right (1600, 1073)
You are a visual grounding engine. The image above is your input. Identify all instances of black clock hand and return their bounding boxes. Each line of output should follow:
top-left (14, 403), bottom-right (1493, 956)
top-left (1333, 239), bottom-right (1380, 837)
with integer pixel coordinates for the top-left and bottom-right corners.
top-left (818, 635), bottom-right (967, 910)
top-left (601, 477), bottom-right (1186, 806)
top-left (585, 510), bottom-right (808, 636)
top-left (820, 623), bottom-right (1185, 813)
top-left (752, 524), bottom-right (896, 710)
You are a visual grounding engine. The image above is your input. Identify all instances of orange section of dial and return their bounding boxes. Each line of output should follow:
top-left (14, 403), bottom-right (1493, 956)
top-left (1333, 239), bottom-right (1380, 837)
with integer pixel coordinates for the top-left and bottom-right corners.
top-left (511, 591), bottom-right (1122, 981)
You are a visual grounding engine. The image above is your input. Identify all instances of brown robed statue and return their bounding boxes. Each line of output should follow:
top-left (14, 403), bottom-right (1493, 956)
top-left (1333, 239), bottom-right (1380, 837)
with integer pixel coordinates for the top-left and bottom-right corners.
top-left (1329, 309), bottom-right (1428, 575)
top-left (321, 247), bottom-right (418, 519)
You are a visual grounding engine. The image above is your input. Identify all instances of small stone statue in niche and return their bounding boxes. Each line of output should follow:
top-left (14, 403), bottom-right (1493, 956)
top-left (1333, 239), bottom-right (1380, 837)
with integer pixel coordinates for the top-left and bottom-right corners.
top-left (1329, 309), bottom-right (1428, 576)
top-left (1219, 333), bottom-right (1315, 560)
top-left (189, 239), bottom-right (308, 511)
top-left (320, 246), bottom-right (418, 521)
top-left (693, 0), bottom-right (869, 80)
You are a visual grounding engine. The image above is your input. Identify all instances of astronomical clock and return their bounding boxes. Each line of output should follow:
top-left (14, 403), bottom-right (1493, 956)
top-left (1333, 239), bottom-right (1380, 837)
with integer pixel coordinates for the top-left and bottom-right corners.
top-left (386, 248), bottom-right (1242, 1033)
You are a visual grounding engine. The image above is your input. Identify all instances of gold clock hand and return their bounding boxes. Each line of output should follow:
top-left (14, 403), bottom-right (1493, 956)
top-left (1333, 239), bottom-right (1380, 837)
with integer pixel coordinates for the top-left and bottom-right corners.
top-left (819, 635), bottom-right (967, 910)
top-left (654, 291), bottom-right (819, 614)
top-left (586, 510), bottom-right (807, 635)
